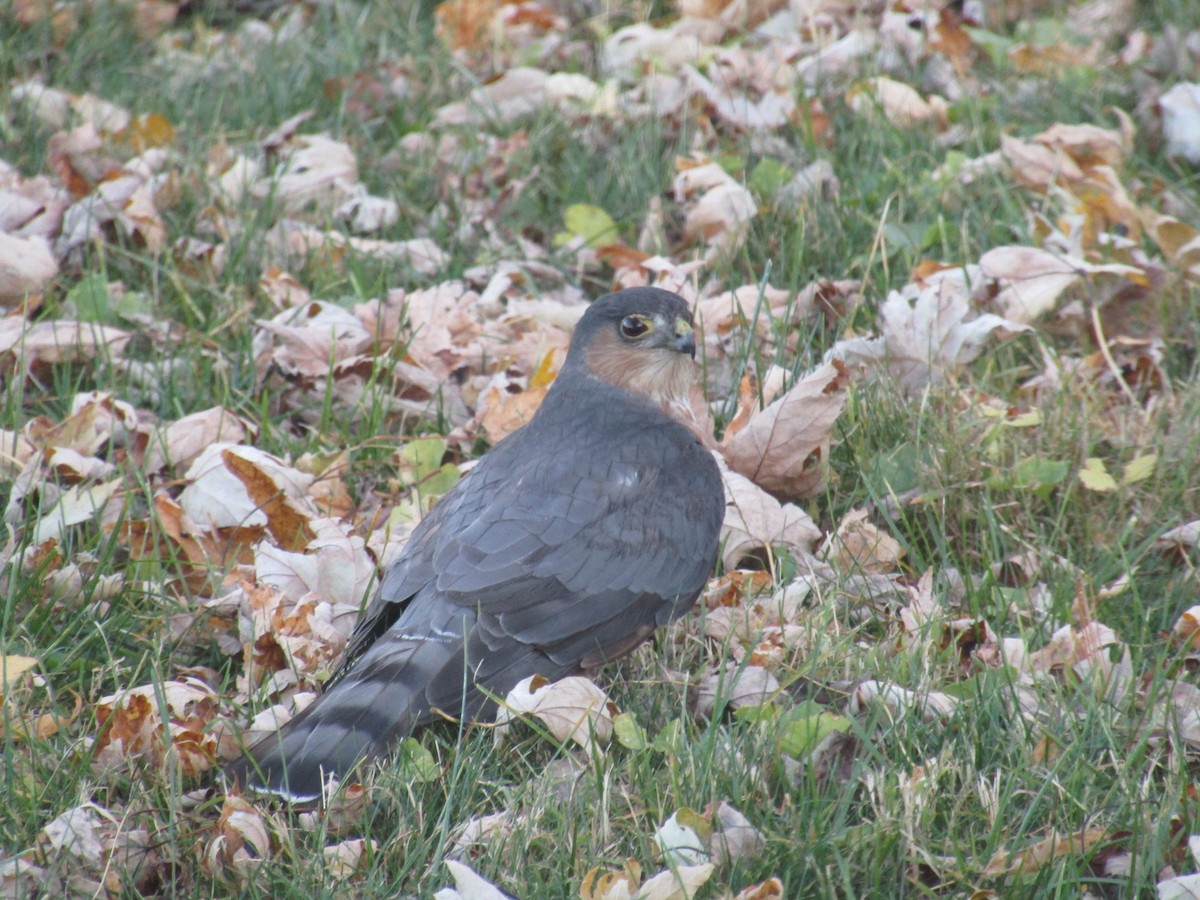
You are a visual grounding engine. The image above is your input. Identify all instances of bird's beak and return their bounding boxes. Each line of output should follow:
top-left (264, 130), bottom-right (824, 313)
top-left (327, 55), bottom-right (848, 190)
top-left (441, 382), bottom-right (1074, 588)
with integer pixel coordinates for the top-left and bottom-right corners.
top-left (673, 318), bottom-right (696, 359)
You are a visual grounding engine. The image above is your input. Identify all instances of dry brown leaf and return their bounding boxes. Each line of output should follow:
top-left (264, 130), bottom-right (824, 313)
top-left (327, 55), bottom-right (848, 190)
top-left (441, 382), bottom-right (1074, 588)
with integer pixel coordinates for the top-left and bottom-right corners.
top-left (733, 878), bottom-right (785, 900)
top-left (718, 455), bottom-right (821, 571)
top-left (206, 795), bottom-right (272, 878)
top-left (0, 655), bottom-right (38, 696)
top-left (322, 838), bottom-right (375, 880)
top-left (223, 448), bottom-right (315, 550)
top-left (253, 517), bottom-right (376, 608)
top-left (979, 245), bottom-right (1146, 324)
top-left (580, 859), bottom-right (642, 900)
top-left (685, 64), bottom-right (796, 131)
top-left (94, 677), bottom-right (222, 775)
top-left (179, 443), bottom-right (316, 532)
top-left (983, 828), bottom-right (1111, 877)
top-left (722, 360), bottom-right (847, 499)
top-left (434, 0), bottom-right (499, 53)
top-left (474, 348), bottom-right (563, 443)
top-left (30, 479), bottom-right (123, 544)
top-left (434, 67), bottom-right (549, 127)
top-left (0, 317), bottom-right (131, 369)
top-left (821, 508), bottom-right (905, 575)
top-left (697, 664), bottom-right (779, 716)
top-left (142, 407), bottom-right (252, 475)
top-left (253, 134), bottom-right (358, 216)
top-left (494, 674), bottom-right (617, 756)
top-left (846, 77), bottom-right (948, 128)
top-left (39, 805), bottom-right (104, 865)
top-left (0, 233), bottom-right (57, 301)
top-left (258, 267), bottom-right (312, 311)
top-left (827, 269), bottom-right (1031, 391)
top-left (708, 801), bottom-right (767, 866)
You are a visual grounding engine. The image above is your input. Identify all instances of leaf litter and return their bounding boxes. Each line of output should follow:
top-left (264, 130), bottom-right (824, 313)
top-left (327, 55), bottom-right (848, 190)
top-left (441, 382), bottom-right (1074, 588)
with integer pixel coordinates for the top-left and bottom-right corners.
top-left (2, 0), bottom-right (1199, 895)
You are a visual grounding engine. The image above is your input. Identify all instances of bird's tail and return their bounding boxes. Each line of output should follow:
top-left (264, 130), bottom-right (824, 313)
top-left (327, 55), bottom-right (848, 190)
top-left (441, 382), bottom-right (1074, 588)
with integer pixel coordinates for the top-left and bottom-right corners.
top-left (225, 627), bottom-right (472, 803)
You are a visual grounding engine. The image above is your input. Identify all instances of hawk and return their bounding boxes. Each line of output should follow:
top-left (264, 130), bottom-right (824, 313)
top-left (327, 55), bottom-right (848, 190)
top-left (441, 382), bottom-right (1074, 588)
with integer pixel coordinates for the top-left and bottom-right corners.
top-left (226, 287), bottom-right (725, 801)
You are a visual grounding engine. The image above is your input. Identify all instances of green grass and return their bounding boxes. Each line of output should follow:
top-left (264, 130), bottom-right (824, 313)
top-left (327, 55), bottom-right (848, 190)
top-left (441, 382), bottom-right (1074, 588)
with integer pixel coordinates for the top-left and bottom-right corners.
top-left (3, 0), bottom-right (1200, 896)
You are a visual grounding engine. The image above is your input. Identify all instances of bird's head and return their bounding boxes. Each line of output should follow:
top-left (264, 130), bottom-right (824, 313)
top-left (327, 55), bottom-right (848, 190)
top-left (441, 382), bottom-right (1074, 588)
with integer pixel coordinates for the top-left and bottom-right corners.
top-left (565, 287), bottom-right (700, 413)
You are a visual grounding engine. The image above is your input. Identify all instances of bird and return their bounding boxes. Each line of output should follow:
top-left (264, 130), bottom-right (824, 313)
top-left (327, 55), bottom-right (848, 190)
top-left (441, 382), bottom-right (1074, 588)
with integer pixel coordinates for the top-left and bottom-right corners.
top-left (225, 287), bottom-right (725, 802)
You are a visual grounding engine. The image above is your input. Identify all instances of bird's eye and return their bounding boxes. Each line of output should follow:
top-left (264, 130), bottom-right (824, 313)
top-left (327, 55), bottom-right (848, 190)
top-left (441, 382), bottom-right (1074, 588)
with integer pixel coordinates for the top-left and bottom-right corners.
top-left (620, 315), bottom-right (650, 339)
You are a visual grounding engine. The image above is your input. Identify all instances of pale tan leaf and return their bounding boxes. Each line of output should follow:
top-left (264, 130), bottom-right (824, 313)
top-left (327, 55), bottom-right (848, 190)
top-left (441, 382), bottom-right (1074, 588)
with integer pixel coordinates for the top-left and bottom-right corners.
top-left (732, 878), bottom-right (784, 900)
top-left (1157, 521), bottom-right (1200, 553)
top-left (580, 860), bottom-right (642, 900)
top-left (722, 360), bottom-right (847, 499)
top-left (850, 680), bottom-right (959, 720)
top-left (322, 838), bottom-right (375, 880)
top-left (846, 77), bottom-right (947, 128)
top-left (0, 318), bottom-right (131, 366)
top-left (718, 454), bottom-right (821, 570)
top-left (821, 508), bottom-right (905, 575)
top-left (0, 233), bottom-right (58, 301)
top-left (709, 801), bottom-right (767, 866)
top-left (1172, 606), bottom-right (1200, 649)
top-left (143, 406), bottom-right (252, 474)
top-left (178, 443), bottom-right (316, 532)
top-left (697, 664), bottom-right (779, 716)
top-left (983, 828), bottom-right (1111, 877)
top-left (1078, 458), bottom-right (1118, 493)
top-left (494, 675), bottom-right (616, 755)
top-left (40, 806), bottom-right (104, 863)
top-left (979, 245), bottom-right (1144, 324)
top-left (826, 270), bottom-right (1030, 391)
top-left (635, 863), bottom-right (713, 900)
top-left (0, 654), bottom-right (38, 689)
top-left (31, 479), bottom-right (122, 544)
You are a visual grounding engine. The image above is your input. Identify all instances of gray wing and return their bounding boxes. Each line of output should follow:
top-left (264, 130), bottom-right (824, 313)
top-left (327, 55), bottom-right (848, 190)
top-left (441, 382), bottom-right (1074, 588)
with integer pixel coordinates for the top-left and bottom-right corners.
top-left (228, 408), bottom-right (722, 800)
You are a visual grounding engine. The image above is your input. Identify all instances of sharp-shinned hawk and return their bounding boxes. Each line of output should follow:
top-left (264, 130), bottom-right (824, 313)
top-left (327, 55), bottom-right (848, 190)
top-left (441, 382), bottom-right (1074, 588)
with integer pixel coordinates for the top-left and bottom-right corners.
top-left (226, 287), bottom-right (724, 801)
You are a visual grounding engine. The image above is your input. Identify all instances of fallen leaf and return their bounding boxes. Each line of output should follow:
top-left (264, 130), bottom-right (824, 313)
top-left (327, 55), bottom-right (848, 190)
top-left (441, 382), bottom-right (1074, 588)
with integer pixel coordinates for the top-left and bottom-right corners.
top-left (708, 801), bottom-right (767, 865)
top-left (982, 828), bottom-right (1111, 876)
top-left (1160, 82), bottom-right (1200, 164)
top-left (697, 664), bottom-right (780, 716)
top-left (979, 245), bottom-right (1145, 324)
top-left (635, 863), bottom-right (713, 900)
top-left (1078, 457), bottom-right (1118, 493)
top-left (821, 509), bottom-right (905, 575)
top-left (653, 810), bottom-right (710, 867)
top-left (494, 674), bottom-right (617, 755)
top-left (433, 860), bottom-right (512, 900)
top-left (722, 360), bottom-right (848, 500)
top-left (826, 269), bottom-right (1030, 391)
top-left (717, 455), bottom-right (821, 571)
top-left (322, 838), bottom-right (375, 880)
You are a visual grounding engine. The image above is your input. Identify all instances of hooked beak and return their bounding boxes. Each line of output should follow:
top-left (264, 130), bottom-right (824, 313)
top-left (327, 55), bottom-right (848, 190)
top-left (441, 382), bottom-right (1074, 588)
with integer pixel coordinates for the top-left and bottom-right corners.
top-left (673, 317), bottom-right (696, 359)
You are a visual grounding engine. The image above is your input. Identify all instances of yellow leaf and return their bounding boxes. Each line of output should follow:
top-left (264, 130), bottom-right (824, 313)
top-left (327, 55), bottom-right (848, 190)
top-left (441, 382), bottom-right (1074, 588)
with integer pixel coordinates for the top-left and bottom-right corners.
top-left (1078, 458), bottom-right (1117, 493)
top-left (1121, 453), bottom-right (1157, 485)
top-left (529, 349), bottom-right (560, 390)
top-left (1, 655), bottom-right (38, 687)
top-left (119, 113), bottom-right (176, 151)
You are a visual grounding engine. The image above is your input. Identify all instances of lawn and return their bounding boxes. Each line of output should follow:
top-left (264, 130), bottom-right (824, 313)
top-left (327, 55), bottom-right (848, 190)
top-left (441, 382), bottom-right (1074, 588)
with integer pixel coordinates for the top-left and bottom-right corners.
top-left (2, 0), bottom-right (1200, 896)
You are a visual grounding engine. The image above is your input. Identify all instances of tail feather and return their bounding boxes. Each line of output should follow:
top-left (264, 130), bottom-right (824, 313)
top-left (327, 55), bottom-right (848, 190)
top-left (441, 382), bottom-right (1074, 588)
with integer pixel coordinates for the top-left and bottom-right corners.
top-left (226, 619), bottom-right (471, 801)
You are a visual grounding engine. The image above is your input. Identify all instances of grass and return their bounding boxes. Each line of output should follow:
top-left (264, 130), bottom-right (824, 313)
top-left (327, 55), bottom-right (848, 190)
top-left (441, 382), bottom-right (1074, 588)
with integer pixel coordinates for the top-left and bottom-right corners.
top-left (3, 0), bottom-right (1200, 896)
